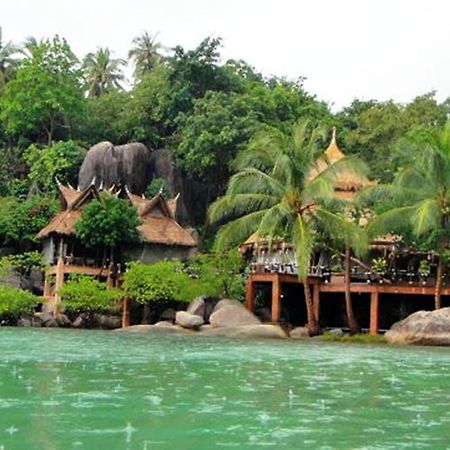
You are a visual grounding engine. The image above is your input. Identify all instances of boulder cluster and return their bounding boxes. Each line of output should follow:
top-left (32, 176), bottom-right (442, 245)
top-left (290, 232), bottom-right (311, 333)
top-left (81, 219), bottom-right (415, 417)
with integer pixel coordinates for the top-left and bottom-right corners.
top-left (121, 297), bottom-right (310, 339)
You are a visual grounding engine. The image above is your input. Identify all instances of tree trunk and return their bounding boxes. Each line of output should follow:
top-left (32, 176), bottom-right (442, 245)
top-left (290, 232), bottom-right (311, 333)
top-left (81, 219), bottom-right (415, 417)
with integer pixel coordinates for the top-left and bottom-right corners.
top-left (435, 257), bottom-right (443, 310)
top-left (302, 278), bottom-right (320, 336)
top-left (344, 246), bottom-right (360, 334)
top-left (142, 303), bottom-right (150, 324)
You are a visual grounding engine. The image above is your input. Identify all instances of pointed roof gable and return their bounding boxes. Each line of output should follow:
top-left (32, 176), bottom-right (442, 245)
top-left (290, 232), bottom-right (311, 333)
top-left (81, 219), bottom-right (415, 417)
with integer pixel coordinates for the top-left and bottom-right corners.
top-left (140, 193), bottom-right (173, 219)
top-left (57, 184), bottom-right (81, 209)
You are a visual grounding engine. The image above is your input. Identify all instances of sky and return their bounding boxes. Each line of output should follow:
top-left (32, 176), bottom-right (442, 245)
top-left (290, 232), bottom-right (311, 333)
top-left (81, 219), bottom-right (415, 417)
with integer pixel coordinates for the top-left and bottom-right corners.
top-left (2, 0), bottom-right (450, 111)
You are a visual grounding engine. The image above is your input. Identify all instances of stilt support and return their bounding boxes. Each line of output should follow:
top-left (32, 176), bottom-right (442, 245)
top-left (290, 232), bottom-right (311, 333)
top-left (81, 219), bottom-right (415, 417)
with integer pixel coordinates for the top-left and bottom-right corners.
top-left (370, 291), bottom-right (380, 336)
top-left (313, 283), bottom-right (320, 322)
top-left (53, 257), bottom-right (65, 316)
top-left (122, 297), bottom-right (130, 328)
top-left (271, 275), bottom-right (281, 323)
top-left (245, 277), bottom-right (255, 313)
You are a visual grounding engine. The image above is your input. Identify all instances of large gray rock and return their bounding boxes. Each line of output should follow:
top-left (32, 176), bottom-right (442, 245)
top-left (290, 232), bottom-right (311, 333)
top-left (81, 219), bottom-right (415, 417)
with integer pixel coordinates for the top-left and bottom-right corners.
top-left (201, 324), bottom-right (287, 339)
top-left (209, 299), bottom-right (261, 328)
top-left (187, 296), bottom-right (206, 318)
top-left (118, 323), bottom-right (190, 333)
top-left (290, 327), bottom-right (310, 339)
top-left (55, 314), bottom-right (72, 328)
top-left (78, 142), bottom-right (152, 194)
top-left (386, 308), bottom-right (450, 345)
top-left (34, 312), bottom-right (58, 328)
top-left (93, 314), bottom-right (121, 329)
top-left (160, 308), bottom-right (176, 322)
top-left (175, 311), bottom-right (204, 329)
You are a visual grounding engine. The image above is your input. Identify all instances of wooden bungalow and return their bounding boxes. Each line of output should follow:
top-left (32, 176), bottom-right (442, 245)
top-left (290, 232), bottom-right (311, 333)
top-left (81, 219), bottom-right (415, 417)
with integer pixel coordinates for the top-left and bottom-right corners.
top-left (243, 129), bottom-right (448, 334)
top-left (37, 182), bottom-right (197, 313)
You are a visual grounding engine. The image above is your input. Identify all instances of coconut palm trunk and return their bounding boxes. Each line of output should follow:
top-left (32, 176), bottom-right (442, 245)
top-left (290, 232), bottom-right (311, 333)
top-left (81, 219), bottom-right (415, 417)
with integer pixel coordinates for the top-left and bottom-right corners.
top-left (344, 245), bottom-right (360, 334)
top-left (435, 257), bottom-right (443, 310)
top-left (302, 278), bottom-right (320, 336)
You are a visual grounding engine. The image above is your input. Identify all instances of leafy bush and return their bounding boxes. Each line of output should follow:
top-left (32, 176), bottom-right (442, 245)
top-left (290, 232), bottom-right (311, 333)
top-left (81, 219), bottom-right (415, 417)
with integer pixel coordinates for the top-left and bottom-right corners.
top-left (186, 251), bottom-right (246, 300)
top-left (0, 285), bottom-right (38, 318)
top-left (145, 178), bottom-right (169, 199)
top-left (75, 193), bottom-right (141, 249)
top-left (58, 276), bottom-right (123, 313)
top-left (24, 140), bottom-right (85, 195)
top-left (0, 196), bottom-right (58, 249)
top-left (0, 251), bottom-right (46, 277)
top-left (123, 260), bottom-right (194, 304)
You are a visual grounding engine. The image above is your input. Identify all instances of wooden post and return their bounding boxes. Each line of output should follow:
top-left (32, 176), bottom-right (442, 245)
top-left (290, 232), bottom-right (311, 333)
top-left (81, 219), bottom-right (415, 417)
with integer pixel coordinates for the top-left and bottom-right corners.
top-left (313, 283), bottom-right (320, 323)
top-left (271, 275), bottom-right (281, 323)
top-left (370, 291), bottom-right (380, 336)
top-left (245, 276), bottom-right (255, 313)
top-left (43, 271), bottom-right (51, 298)
top-left (122, 297), bottom-right (130, 328)
top-left (53, 257), bottom-right (65, 316)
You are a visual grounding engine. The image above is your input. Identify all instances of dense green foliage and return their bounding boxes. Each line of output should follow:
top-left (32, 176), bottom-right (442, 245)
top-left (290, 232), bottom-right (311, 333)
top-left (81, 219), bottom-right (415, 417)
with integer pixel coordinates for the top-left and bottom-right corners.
top-left (58, 275), bottom-right (122, 313)
top-left (0, 251), bottom-right (45, 277)
top-left (187, 251), bottom-right (246, 300)
top-left (123, 260), bottom-right (194, 304)
top-left (0, 196), bottom-right (57, 249)
top-left (0, 284), bottom-right (38, 318)
top-left (24, 140), bottom-right (85, 195)
top-left (75, 193), bottom-right (141, 250)
top-left (123, 252), bottom-right (245, 304)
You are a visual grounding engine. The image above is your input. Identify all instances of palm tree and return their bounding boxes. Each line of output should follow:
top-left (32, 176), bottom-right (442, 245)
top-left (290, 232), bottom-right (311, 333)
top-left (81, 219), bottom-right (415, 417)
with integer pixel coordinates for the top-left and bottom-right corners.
top-left (128, 32), bottom-right (163, 82)
top-left (208, 121), bottom-right (366, 336)
top-left (335, 214), bottom-right (368, 334)
top-left (0, 27), bottom-right (21, 90)
top-left (367, 123), bottom-right (450, 310)
top-left (21, 36), bottom-right (44, 58)
top-left (82, 47), bottom-right (125, 97)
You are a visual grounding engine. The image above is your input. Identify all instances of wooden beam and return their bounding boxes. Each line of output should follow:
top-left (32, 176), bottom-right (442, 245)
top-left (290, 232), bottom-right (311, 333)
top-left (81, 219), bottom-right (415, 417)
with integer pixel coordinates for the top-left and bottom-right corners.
top-left (370, 291), bottom-right (380, 336)
top-left (53, 257), bottom-right (64, 316)
top-left (271, 275), bottom-right (281, 323)
top-left (122, 297), bottom-right (130, 328)
top-left (245, 278), bottom-right (255, 313)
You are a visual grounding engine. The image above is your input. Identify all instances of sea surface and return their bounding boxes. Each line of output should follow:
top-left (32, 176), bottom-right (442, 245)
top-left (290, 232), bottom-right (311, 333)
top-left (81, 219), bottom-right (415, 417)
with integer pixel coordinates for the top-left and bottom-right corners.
top-left (0, 328), bottom-right (449, 449)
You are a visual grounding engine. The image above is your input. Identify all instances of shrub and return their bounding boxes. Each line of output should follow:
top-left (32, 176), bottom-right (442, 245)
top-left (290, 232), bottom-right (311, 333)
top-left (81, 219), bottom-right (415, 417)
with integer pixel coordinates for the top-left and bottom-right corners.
top-left (58, 276), bottom-right (123, 313)
top-left (0, 285), bottom-right (38, 318)
top-left (123, 260), bottom-right (194, 304)
top-left (0, 251), bottom-right (46, 277)
top-left (186, 251), bottom-right (246, 300)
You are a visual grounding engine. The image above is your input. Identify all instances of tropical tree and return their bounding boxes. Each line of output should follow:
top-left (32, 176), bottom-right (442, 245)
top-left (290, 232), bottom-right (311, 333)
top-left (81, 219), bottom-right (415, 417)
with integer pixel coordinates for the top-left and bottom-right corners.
top-left (128, 31), bottom-right (163, 81)
top-left (327, 210), bottom-right (368, 334)
top-left (75, 193), bottom-right (141, 263)
top-left (83, 47), bottom-right (125, 97)
top-left (208, 121), bottom-right (366, 335)
top-left (0, 36), bottom-right (85, 144)
top-left (366, 123), bottom-right (450, 310)
top-left (0, 27), bottom-right (21, 92)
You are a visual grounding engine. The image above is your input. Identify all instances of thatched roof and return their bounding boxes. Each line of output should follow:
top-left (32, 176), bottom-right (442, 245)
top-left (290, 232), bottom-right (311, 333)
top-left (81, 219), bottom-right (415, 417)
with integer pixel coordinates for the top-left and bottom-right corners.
top-left (309, 127), bottom-right (372, 195)
top-left (37, 209), bottom-right (82, 239)
top-left (38, 183), bottom-right (197, 248)
top-left (138, 217), bottom-right (196, 247)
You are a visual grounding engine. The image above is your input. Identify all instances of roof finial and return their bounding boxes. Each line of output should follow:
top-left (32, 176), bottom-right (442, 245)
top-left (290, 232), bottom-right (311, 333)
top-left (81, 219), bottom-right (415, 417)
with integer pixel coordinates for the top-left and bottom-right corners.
top-left (90, 176), bottom-right (96, 186)
top-left (99, 179), bottom-right (104, 190)
top-left (55, 176), bottom-right (61, 186)
top-left (332, 126), bottom-right (337, 144)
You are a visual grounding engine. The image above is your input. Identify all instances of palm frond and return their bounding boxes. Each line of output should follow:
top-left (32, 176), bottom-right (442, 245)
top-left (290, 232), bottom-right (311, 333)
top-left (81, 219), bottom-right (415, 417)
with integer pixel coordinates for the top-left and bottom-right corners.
top-left (413, 198), bottom-right (440, 236)
top-left (366, 206), bottom-right (416, 240)
top-left (214, 210), bottom-right (268, 251)
top-left (208, 193), bottom-right (277, 224)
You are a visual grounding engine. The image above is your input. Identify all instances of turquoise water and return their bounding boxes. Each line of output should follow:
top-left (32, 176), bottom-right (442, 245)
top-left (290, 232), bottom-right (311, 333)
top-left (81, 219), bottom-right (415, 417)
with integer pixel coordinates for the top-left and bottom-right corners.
top-left (0, 329), bottom-right (450, 449)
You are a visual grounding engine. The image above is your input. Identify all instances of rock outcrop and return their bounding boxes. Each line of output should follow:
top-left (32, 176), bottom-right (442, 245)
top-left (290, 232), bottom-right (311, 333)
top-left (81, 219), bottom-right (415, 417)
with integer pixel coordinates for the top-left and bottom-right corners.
top-left (78, 142), bottom-right (153, 194)
top-left (209, 299), bottom-right (261, 328)
top-left (201, 324), bottom-right (288, 339)
top-left (385, 308), bottom-right (450, 346)
top-left (175, 311), bottom-right (204, 329)
top-left (289, 327), bottom-right (310, 339)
